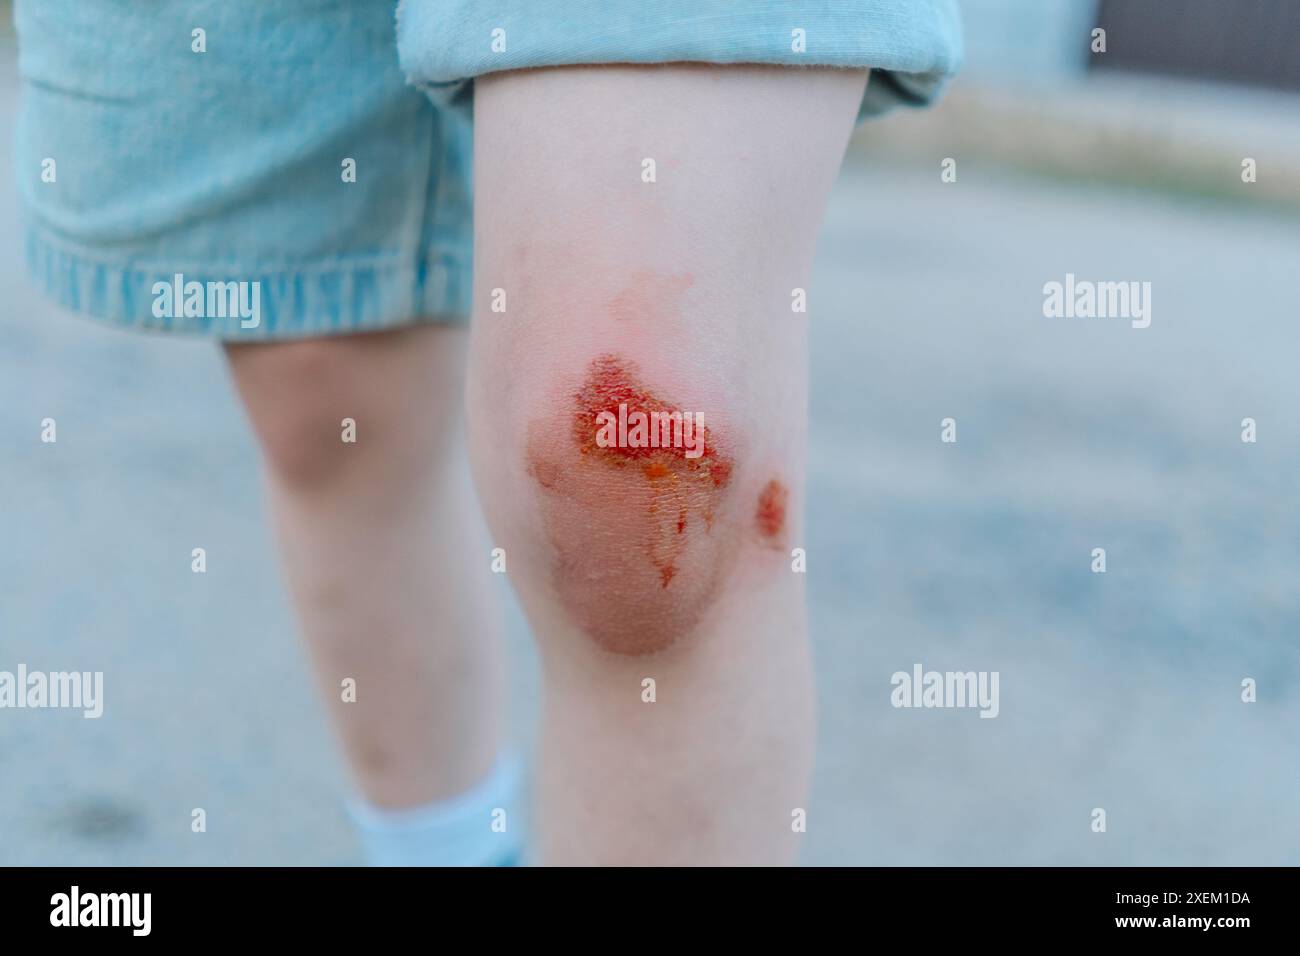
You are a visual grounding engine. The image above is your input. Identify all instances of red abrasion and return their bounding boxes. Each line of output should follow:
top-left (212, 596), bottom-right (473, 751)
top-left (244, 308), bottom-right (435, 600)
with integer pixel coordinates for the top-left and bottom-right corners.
top-left (755, 479), bottom-right (789, 540)
top-left (570, 354), bottom-right (734, 588)
top-left (573, 354), bottom-right (731, 485)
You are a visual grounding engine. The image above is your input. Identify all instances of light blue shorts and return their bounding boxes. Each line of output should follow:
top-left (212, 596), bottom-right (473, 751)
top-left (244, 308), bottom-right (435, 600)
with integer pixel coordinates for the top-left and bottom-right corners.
top-left (14, 0), bottom-right (961, 340)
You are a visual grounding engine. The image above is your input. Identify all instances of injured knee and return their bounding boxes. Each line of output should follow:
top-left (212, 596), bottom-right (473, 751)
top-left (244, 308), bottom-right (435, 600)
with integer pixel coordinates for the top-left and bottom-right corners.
top-left (524, 353), bottom-right (753, 656)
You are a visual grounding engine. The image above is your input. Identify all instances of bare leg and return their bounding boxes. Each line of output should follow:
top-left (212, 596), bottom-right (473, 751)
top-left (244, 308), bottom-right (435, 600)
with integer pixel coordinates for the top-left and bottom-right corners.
top-left (225, 324), bottom-right (504, 808)
top-left (468, 65), bottom-right (866, 864)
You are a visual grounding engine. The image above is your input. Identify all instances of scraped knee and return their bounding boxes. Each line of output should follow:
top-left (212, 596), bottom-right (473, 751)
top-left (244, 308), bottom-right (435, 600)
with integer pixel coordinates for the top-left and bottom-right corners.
top-left (521, 353), bottom-right (749, 656)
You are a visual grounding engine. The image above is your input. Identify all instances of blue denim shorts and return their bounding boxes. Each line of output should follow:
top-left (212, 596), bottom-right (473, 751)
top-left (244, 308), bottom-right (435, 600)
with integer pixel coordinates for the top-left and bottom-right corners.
top-left (14, 0), bottom-right (961, 340)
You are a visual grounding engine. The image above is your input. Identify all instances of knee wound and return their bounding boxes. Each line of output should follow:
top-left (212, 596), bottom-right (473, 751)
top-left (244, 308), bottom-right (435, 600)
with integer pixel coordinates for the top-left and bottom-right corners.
top-left (525, 353), bottom-right (744, 655)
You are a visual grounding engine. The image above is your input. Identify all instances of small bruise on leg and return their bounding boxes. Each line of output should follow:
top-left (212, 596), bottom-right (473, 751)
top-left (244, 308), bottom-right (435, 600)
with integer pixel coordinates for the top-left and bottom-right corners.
top-left (754, 479), bottom-right (789, 546)
top-left (607, 271), bottom-right (695, 325)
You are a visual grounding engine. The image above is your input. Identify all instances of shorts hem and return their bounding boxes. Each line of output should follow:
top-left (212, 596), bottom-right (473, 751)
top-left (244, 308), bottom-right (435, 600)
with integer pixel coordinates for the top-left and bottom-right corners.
top-left (23, 226), bottom-right (472, 341)
top-left (395, 0), bottom-right (964, 118)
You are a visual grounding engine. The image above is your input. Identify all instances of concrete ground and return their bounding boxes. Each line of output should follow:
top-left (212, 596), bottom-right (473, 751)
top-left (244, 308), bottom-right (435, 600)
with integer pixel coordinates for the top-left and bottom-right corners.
top-left (1, 41), bottom-right (1298, 864)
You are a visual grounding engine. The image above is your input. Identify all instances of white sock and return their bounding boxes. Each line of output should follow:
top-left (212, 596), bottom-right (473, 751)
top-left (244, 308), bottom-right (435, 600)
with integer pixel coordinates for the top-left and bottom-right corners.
top-left (347, 753), bottom-right (526, 867)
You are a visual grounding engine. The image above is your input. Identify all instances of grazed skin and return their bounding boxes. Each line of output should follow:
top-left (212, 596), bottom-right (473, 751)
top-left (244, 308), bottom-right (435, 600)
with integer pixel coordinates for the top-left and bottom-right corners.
top-left (573, 353), bottom-right (733, 587)
top-left (526, 354), bottom-right (740, 655)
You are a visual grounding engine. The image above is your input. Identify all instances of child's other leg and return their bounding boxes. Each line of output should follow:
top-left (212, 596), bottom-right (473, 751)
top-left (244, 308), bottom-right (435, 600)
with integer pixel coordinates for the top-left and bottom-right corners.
top-left (225, 325), bottom-right (505, 812)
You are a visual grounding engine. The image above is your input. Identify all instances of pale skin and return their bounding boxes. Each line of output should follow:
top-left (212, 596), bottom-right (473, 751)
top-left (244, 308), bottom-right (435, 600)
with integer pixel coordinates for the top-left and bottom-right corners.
top-left (224, 325), bottom-right (505, 809)
top-left (226, 64), bottom-right (866, 864)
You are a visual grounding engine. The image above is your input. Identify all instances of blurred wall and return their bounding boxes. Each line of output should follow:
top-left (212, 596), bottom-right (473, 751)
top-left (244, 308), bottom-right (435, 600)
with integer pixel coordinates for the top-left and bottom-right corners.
top-left (958, 0), bottom-right (1097, 85)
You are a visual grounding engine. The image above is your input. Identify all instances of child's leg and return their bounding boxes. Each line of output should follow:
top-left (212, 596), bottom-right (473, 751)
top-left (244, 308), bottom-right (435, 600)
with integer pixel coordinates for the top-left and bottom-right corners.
top-left (225, 325), bottom-right (504, 810)
top-left (467, 64), bottom-right (866, 864)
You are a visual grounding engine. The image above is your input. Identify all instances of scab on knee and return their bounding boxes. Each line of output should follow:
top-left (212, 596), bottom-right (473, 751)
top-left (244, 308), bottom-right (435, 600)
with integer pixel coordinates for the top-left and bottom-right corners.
top-left (525, 353), bottom-right (740, 656)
